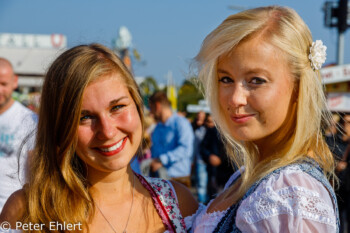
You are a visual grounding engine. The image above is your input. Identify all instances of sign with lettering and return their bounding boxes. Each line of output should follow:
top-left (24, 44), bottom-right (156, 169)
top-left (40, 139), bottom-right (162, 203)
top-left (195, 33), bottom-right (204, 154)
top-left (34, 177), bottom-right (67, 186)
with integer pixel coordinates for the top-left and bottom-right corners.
top-left (327, 92), bottom-right (350, 112)
top-left (0, 33), bottom-right (67, 49)
top-left (321, 64), bottom-right (350, 84)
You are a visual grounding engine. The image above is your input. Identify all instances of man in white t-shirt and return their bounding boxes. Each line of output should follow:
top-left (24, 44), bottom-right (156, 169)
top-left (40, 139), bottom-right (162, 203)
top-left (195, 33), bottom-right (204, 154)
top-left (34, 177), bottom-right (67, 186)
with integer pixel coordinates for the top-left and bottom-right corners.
top-left (0, 58), bottom-right (37, 212)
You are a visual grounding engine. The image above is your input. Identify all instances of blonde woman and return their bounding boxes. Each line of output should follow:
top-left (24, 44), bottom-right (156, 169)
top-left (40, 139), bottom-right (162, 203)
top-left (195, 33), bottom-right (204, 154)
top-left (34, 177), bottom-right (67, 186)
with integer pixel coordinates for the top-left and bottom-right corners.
top-left (0, 44), bottom-right (198, 232)
top-left (190, 6), bottom-right (339, 233)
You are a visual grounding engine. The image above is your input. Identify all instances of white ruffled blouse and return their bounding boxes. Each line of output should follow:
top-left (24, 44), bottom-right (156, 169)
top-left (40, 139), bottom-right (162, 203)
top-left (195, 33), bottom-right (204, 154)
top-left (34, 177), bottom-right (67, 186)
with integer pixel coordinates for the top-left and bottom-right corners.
top-left (190, 165), bottom-right (337, 233)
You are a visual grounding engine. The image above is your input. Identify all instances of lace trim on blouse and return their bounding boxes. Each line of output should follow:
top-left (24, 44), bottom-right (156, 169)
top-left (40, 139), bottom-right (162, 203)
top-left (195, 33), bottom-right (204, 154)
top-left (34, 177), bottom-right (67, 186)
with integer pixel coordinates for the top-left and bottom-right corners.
top-left (184, 203), bottom-right (206, 228)
top-left (237, 165), bottom-right (336, 227)
top-left (190, 200), bottom-right (230, 232)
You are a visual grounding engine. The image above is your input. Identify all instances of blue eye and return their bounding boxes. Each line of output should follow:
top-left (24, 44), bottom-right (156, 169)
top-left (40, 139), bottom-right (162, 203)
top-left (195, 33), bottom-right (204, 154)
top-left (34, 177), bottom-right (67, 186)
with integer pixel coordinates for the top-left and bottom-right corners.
top-left (80, 115), bottom-right (93, 122)
top-left (219, 76), bottom-right (233, 83)
top-left (111, 105), bottom-right (125, 112)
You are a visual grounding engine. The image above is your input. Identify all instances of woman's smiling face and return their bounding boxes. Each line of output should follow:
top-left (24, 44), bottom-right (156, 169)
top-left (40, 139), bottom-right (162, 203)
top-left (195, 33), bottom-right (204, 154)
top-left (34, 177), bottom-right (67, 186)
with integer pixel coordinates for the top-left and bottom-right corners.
top-left (76, 73), bottom-right (142, 173)
top-left (217, 36), bottom-right (296, 147)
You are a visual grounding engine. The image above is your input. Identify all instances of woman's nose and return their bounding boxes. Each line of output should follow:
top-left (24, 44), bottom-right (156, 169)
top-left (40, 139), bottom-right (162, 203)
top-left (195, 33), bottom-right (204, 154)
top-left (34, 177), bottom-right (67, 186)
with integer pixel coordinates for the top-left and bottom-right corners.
top-left (96, 116), bottom-right (117, 140)
top-left (229, 84), bottom-right (248, 109)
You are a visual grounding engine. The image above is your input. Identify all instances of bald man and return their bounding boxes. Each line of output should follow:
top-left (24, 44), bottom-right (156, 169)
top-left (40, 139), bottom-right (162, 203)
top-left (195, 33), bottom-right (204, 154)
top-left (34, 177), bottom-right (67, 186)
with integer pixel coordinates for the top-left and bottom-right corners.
top-left (0, 58), bottom-right (37, 212)
top-left (0, 59), bottom-right (18, 114)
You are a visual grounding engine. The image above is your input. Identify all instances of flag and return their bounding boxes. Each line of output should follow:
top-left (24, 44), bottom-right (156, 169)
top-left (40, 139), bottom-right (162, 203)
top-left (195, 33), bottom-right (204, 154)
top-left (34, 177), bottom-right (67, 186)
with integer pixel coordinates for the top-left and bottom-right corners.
top-left (167, 85), bottom-right (177, 111)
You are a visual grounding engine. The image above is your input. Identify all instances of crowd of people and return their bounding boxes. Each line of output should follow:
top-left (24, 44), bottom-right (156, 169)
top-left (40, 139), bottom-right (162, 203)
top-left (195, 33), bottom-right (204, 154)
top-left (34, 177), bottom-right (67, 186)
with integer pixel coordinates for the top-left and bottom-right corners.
top-left (0, 5), bottom-right (349, 233)
top-left (326, 113), bottom-right (350, 233)
top-left (136, 102), bottom-right (235, 205)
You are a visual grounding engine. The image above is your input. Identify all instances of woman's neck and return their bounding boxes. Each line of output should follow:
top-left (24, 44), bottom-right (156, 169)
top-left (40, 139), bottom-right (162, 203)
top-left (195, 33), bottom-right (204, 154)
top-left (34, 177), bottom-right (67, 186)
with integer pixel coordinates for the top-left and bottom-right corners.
top-left (88, 166), bottom-right (134, 202)
top-left (255, 132), bottom-right (295, 163)
top-left (254, 100), bottom-right (297, 161)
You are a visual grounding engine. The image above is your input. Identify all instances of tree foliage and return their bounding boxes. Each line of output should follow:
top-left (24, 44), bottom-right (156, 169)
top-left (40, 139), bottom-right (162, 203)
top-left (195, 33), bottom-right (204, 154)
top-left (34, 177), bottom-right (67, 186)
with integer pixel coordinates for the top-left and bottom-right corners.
top-left (139, 76), bottom-right (159, 107)
top-left (177, 77), bottom-right (203, 112)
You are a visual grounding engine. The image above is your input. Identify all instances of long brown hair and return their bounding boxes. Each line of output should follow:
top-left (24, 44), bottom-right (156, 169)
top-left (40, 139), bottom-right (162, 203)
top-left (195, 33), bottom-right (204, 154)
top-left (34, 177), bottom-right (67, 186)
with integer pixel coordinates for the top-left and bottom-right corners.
top-left (22, 44), bottom-right (144, 232)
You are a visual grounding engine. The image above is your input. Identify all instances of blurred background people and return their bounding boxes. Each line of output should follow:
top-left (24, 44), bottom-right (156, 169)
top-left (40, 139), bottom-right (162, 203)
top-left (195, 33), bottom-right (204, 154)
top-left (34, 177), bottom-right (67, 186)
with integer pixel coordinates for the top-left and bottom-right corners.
top-left (0, 58), bottom-right (37, 212)
top-left (327, 113), bottom-right (350, 233)
top-left (138, 113), bottom-right (155, 176)
top-left (191, 111), bottom-right (208, 203)
top-left (200, 114), bottom-right (236, 201)
top-left (149, 91), bottom-right (194, 188)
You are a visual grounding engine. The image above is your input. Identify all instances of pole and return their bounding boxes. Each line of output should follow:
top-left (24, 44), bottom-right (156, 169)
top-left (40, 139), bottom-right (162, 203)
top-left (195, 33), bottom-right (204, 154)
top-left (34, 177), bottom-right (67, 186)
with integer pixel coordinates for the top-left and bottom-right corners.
top-left (337, 0), bottom-right (348, 65)
top-left (338, 32), bottom-right (345, 65)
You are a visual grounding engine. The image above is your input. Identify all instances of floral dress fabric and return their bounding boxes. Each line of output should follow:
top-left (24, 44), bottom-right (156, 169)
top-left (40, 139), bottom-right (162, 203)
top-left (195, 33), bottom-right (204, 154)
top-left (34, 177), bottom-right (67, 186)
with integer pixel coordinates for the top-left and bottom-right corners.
top-left (2, 174), bottom-right (188, 233)
top-left (135, 173), bottom-right (187, 233)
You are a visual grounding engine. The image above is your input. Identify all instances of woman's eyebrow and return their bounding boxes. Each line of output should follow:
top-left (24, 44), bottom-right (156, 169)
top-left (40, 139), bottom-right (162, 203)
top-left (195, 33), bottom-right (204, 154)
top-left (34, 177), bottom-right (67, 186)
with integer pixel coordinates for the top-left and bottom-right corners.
top-left (80, 96), bottom-right (129, 115)
top-left (109, 96), bottom-right (129, 107)
top-left (80, 110), bottom-right (90, 115)
top-left (217, 68), bottom-right (230, 74)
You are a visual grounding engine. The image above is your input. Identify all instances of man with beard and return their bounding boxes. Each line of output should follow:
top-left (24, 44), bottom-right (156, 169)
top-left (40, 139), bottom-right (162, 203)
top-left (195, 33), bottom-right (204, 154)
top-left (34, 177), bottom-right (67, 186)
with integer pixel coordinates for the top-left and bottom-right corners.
top-left (0, 58), bottom-right (37, 212)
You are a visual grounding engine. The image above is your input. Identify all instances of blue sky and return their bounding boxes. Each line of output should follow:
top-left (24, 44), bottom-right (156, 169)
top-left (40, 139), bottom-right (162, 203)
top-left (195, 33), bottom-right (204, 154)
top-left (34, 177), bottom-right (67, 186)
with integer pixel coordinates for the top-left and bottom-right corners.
top-left (0, 0), bottom-right (349, 86)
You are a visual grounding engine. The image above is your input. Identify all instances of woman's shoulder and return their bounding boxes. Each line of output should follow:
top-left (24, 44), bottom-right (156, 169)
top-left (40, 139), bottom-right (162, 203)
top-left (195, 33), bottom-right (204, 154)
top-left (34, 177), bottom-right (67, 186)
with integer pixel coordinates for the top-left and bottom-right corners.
top-left (0, 189), bottom-right (26, 227)
top-left (137, 174), bottom-right (198, 231)
top-left (169, 181), bottom-right (198, 217)
top-left (138, 175), bottom-right (198, 217)
top-left (236, 164), bottom-right (337, 232)
top-left (262, 163), bottom-right (331, 192)
top-left (254, 163), bottom-right (336, 211)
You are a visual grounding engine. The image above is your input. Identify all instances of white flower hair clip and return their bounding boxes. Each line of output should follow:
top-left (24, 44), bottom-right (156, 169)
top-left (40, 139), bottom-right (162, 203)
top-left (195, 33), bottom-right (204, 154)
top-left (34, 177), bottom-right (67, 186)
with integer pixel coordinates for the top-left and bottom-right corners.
top-left (309, 40), bottom-right (327, 70)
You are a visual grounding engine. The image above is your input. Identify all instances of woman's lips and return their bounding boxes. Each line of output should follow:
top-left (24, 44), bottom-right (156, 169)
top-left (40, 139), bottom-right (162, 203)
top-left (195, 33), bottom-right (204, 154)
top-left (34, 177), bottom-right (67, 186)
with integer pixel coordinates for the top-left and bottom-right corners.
top-left (230, 114), bottom-right (255, 124)
top-left (94, 137), bottom-right (128, 157)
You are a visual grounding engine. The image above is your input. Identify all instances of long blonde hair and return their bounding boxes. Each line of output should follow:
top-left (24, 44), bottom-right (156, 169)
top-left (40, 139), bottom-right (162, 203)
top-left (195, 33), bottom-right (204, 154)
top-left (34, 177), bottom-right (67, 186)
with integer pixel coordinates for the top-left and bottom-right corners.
top-left (23, 44), bottom-right (144, 232)
top-left (195, 6), bottom-right (335, 198)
